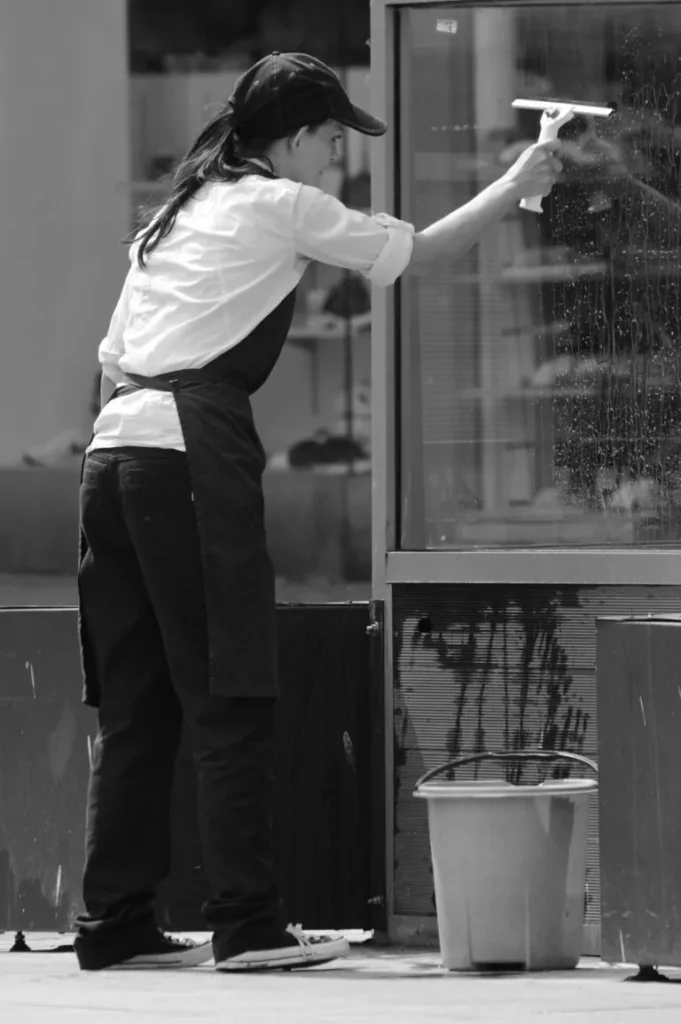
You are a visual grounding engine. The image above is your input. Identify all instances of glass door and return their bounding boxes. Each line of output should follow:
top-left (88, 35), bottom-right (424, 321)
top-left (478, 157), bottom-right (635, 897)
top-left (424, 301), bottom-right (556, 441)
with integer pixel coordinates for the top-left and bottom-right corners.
top-left (398, 3), bottom-right (681, 550)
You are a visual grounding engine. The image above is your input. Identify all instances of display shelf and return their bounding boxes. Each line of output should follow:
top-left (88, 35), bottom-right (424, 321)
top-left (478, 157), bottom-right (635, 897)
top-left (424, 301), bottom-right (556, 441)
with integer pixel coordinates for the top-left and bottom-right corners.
top-left (414, 387), bottom-right (600, 400)
top-left (501, 261), bottom-right (610, 283)
top-left (411, 156), bottom-right (628, 188)
top-left (424, 508), bottom-right (681, 548)
top-left (423, 431), bottom-right (681, 446)
top-left (440, 265), bottom-right (681, 287)
top-left (429, 514), bottom-right (637, 546)
top-left (456, 386), bottom-right (602, 399)
top-left (417, 382), bottom-right (681, 403)
top-left (422, 437), bottom-right (535, 447)
top-left (288, 313), bottom-right (372, 352)
top-left (501, 321), bottom-right (570, 341)
top-left (442, 260), bottom-right (681, 286)
top-left (512, 386), bottom-right (602, 398)
top-left (514, 380), bottom-right (681, 397)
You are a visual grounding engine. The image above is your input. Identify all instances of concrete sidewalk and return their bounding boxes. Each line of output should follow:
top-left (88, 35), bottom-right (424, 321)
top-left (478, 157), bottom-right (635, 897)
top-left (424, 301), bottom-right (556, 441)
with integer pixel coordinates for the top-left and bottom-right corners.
top-left (1, 936), bottom-right (679, 1023)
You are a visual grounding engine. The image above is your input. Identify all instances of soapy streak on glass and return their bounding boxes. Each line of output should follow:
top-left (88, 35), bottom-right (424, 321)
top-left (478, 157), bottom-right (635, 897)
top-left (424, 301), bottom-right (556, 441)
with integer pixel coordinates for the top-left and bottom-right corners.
top-left (398, 3), bottom-right (681, 549)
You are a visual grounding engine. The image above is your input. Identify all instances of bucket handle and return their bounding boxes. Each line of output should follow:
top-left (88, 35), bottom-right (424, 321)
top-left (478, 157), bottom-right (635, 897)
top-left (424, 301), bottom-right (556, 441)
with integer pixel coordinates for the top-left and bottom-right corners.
top-left (415, 749), bottom-right (598, 790)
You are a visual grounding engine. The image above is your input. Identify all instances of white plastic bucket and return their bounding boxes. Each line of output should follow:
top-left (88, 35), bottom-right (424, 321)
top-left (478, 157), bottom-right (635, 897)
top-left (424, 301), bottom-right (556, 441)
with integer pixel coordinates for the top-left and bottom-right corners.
top-left (414, 751), bottom-right (598, 972)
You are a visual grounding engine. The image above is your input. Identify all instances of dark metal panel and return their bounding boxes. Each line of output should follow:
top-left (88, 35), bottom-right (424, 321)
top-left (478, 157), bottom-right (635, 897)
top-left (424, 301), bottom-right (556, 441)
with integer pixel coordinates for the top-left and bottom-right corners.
top-left (367, 599), bottom-right (387, 935)
top-left (391, 584), bottom-right (681, 949)
top-left (160, 604), bottom-right (376, 931)
top-left (0, 609), bottom-right (91, 933)
top-left (0, 605), bottom-right (377, 934)
top-left (274, 604), bottom-right (374, 929)
top-left (0, 607), bottom-right (86, 700)
top-left (596, 617), bottom-right (681, 967)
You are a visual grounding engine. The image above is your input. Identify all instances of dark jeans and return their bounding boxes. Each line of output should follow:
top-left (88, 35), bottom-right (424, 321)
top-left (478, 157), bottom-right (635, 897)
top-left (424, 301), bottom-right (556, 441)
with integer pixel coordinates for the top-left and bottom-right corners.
top-left (75, 446), bottom-right (282, 964)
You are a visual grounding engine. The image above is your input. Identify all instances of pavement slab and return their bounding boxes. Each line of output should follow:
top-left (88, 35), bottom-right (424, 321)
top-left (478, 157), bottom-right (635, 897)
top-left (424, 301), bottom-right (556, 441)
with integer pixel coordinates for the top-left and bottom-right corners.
top-left (1, 936), bottom-right (680, 1023)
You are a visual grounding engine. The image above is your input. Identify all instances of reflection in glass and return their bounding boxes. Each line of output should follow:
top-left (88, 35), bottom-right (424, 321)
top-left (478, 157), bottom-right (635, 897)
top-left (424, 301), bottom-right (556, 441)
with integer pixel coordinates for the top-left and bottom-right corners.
top-left (399, 4), bottom-right (681, 548)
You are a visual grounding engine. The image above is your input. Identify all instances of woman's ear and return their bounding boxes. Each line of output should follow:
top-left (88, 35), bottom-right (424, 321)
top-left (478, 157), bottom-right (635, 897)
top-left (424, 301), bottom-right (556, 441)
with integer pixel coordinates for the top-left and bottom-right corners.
top-left (289, 127), bottom-right (308, 152)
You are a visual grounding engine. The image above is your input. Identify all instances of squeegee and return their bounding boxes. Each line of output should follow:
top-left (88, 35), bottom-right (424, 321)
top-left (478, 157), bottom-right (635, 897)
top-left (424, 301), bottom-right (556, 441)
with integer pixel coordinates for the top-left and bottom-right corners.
top-left (512, 98), bottom-right (614, 213)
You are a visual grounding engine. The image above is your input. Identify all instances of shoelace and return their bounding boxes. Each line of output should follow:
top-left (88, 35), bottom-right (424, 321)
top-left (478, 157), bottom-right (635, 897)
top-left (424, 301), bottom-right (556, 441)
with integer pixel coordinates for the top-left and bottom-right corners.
top-left (285, 924), bottom-right (337, 950)
top-left (285, 924), bottom-right (317, 959)
top-left (162, 934), bottom-right (198, 949)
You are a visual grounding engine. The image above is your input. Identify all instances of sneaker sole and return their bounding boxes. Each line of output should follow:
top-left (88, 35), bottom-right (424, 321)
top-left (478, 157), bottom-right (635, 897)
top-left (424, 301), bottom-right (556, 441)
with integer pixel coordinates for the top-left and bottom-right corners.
top-left (107, 942), bottom-right (214, 970)
top-left (215, 938), bottom-right (350, 972)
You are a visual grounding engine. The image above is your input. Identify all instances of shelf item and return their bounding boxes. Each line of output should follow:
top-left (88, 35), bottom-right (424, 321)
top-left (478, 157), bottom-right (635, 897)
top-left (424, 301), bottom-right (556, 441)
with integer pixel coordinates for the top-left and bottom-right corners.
top-left (288, 313), bottom-right (372, 351)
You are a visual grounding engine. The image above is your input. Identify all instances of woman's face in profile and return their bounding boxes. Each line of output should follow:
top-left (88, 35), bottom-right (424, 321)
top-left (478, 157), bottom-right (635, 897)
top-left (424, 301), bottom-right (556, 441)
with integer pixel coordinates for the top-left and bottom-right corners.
top-left (288, 121), bottom-right (344, 187)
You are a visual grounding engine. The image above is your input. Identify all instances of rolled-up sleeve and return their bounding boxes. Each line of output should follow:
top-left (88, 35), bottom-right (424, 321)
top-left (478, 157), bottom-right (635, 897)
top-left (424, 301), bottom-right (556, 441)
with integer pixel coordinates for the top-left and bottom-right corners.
top-left (293, 186), bottom-right (414, 286)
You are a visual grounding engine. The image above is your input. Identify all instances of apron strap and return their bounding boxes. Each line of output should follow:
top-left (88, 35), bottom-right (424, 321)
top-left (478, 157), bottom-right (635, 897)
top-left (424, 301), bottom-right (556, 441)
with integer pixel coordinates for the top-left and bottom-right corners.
top-left (112, 368), bottom-right (233, 401)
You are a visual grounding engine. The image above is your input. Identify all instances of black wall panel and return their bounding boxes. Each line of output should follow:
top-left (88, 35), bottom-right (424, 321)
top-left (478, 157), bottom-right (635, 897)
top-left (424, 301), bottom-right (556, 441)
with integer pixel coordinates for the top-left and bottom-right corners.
top-left (596, 616), bottom-right (681, 968)
top-left (0, 604), bottom-right (381, 935)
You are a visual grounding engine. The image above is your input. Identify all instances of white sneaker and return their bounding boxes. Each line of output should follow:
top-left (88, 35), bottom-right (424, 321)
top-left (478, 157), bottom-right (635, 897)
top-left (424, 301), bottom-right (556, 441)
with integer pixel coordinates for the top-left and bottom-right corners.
top-left (214, 924), bottom-right (350, 972)
top-left (94, 935), bottom-right (214, 971)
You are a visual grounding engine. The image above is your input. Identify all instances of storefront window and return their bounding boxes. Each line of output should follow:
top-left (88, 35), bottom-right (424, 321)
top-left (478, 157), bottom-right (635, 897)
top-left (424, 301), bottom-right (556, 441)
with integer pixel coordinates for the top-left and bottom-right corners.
top-left (399, 3), bottom-right (681, 548)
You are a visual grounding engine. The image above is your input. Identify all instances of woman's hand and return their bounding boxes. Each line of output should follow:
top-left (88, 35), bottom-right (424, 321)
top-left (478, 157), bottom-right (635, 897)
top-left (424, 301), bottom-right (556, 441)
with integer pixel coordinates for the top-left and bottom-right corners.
top-left (501, 143), bottom-right (561, 200)
top-left (501, 141), bottom-right (563, 199)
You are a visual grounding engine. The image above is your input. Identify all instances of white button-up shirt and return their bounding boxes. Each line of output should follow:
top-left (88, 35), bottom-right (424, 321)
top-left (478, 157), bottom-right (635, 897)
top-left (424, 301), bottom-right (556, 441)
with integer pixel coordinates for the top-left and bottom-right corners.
top-left (90, 174), bottom-right (414, 452)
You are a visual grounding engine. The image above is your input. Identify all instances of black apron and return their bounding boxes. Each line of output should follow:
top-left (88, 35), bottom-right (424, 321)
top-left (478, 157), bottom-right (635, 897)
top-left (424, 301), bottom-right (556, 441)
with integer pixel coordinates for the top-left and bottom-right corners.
top-left (79, 289), bottom-right (297, 707)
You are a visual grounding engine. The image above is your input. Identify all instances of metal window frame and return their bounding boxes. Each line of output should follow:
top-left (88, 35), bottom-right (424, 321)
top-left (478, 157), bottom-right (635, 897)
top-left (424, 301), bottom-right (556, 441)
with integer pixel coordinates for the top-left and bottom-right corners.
top-left (374, 0), bottom-right (670, 7)
top-left (370, 0), bottom-right (681, 936)
top-left (371, 0), bottom-right (681, 592)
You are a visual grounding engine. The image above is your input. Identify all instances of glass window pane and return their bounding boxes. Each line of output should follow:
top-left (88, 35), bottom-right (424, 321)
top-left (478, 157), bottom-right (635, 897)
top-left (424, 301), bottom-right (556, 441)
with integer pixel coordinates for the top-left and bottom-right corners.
top-left (399, 3), bottom-right (681, 549)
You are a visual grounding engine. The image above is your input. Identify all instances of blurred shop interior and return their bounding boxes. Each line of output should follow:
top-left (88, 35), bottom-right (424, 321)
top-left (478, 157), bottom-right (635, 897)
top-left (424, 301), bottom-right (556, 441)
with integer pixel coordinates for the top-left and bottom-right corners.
top-left (0, 0), bottom-right (373, 602)
top-left (399, 4), bottom-right (681, 550)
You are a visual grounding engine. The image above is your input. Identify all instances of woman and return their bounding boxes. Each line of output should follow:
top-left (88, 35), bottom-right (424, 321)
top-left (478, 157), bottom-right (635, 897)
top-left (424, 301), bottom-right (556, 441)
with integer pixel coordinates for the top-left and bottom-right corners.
top-left (75, 52), bottom-right (560, 973)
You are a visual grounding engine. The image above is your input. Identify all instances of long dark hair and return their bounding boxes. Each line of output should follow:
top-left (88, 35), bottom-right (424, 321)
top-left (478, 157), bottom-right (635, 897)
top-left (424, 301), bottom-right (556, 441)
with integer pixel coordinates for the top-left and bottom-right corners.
top-left (133, 107), bottom-right (284, 268)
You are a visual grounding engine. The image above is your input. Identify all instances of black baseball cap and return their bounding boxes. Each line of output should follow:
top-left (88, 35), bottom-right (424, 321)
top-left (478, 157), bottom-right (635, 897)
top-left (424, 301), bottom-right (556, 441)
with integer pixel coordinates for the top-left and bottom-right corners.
top-left (228, 52), bottom-right (387, 139)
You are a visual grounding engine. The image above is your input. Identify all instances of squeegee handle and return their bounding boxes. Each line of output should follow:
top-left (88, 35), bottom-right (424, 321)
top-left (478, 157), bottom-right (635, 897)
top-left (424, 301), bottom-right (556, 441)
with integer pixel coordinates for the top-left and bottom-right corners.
top-left (519, 117), bottom-right (563, 215)
top-left (520, 194), bottom-right (545, 215)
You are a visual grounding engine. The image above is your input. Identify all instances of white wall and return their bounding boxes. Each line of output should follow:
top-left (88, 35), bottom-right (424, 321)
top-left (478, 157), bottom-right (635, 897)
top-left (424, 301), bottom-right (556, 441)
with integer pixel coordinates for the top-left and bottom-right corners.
top-left (0, 0), bottom-right (129, 465)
